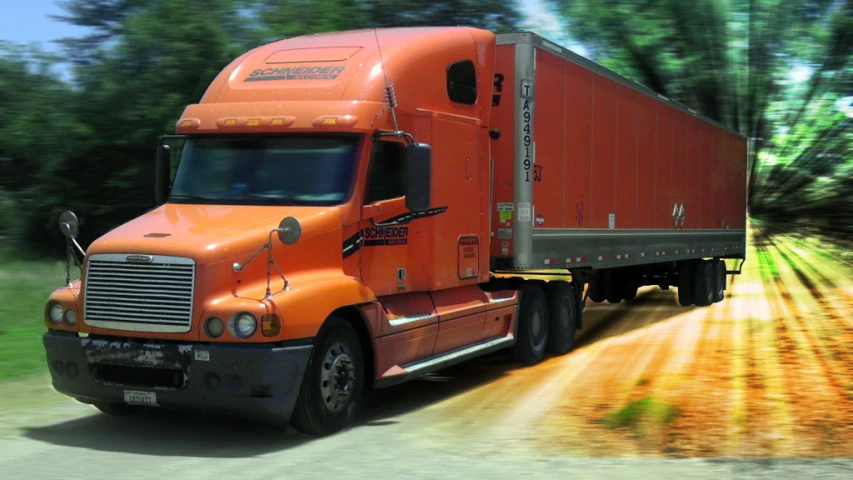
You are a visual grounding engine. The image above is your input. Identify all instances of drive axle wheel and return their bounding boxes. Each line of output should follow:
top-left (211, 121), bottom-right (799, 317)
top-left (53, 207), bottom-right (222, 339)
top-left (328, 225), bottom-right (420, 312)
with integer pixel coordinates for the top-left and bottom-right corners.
top-left (512, 284), bottom-right (549, 365)
top-left (291, 317), bottom-right (364, 436)
top-left (545, 281), bottom-right (578, 356)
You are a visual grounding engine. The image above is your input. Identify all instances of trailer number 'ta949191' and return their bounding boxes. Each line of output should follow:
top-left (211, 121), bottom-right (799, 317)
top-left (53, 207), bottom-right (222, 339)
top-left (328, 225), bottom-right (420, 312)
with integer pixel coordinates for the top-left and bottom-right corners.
top-left (521, 79), bottom-right (534, 182)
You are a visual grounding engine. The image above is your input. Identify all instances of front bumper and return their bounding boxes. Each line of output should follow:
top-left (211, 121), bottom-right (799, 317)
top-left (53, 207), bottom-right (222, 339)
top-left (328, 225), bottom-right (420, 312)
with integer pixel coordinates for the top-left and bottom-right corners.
top-left (43, 331), bottom-right (312, 425)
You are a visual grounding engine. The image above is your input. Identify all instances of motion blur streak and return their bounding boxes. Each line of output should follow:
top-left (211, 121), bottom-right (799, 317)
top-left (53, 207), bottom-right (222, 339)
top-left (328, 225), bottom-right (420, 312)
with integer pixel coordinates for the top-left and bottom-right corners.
top-left (386, 224), bottom-right (852, 458)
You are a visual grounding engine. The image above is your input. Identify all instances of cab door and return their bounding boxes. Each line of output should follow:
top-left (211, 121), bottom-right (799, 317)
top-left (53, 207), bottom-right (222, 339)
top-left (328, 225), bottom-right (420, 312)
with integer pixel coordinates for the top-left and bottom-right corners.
top-left (359, 140), bottom-right (429, 296)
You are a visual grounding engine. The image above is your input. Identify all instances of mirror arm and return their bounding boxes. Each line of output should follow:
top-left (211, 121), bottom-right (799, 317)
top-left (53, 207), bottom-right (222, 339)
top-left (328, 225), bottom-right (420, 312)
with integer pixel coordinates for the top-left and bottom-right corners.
top-left (374, 129), bottom-right (415, 145)
top-left (71, 237), bottom-right (86, 258)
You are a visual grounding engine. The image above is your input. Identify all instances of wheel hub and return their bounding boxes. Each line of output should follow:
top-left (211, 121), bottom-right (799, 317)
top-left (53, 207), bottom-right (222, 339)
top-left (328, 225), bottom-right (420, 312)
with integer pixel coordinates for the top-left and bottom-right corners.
top-left (319, 342), bottom-right (356, 413)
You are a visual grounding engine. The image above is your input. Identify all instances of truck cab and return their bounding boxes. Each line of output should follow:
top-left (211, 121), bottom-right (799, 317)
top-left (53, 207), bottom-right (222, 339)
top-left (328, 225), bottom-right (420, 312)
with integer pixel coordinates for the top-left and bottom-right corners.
top-left (42, 27), bottom-right (523, 436)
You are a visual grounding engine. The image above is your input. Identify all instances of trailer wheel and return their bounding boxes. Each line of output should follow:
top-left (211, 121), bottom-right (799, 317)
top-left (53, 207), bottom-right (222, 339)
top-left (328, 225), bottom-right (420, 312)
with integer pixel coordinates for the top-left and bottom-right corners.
top-left (587, 274), bottom-right (605, 303)
top-left (604, 270), bottom-right (622, 304)
top-left (693, 260), bottom-right (715, 307)
top-left (712, 259), bottom-right (726, 303)
top-left (622, 283), bottom-right (639, 301)
top-left (545, 281), bottom-right (577, 355)
top-left (677, 261), bottom-right (696, 306)
top-left (291, 316), bottom-right (364, 436)
top-left (511, 284), bottom-right (549, 365)
top-left (93, 402), bottom-right (147, 416)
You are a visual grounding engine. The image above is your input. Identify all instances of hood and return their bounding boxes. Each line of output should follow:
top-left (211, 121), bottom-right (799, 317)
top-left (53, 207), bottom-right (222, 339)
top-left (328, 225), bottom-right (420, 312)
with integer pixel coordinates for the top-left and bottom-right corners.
top-left (87, 203), bottom-right (341, 265)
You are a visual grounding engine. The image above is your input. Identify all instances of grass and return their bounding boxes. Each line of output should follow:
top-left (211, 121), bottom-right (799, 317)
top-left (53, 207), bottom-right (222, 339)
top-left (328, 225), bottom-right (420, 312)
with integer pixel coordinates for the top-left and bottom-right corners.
top-left (0, 258), bottom-right (69, 381)
top-left (602, 396), bottom-right (681, 432)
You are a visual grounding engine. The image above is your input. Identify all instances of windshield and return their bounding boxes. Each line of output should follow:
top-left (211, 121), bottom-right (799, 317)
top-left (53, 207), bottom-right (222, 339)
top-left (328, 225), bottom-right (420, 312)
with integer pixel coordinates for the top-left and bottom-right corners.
top-left (169, 136), bottom-right (360, 206)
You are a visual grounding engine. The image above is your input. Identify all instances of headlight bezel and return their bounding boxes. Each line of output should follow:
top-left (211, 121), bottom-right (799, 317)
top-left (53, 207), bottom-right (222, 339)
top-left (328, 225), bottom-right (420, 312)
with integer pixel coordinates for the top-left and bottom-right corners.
top-left (47, 303), bottom-right (64, 324)
top-left (229, 312), bottom-right (257, 339)
top-left (204, 317), bottom-right (225, 338)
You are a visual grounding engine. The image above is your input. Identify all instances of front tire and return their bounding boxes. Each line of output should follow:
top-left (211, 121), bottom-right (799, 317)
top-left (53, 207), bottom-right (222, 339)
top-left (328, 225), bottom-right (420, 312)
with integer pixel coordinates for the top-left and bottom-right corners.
top-left (545, 281), bottom-right (578, 356)
top-left (291, 317), bottom-right (364, 436)
top-left (512, 284), bottom-right (549, 365)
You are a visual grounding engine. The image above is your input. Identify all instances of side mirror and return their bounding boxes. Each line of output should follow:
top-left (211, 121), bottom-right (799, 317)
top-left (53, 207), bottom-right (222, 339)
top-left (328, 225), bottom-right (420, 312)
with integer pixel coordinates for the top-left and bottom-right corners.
top-left (58, 211), bottom-right (79, 238)
top-left (155, 144), bottom-right (171, 206)
top-left (277, 216), bottom-right (302, 245)
top-left (405, 143), bottom-right (431, 212)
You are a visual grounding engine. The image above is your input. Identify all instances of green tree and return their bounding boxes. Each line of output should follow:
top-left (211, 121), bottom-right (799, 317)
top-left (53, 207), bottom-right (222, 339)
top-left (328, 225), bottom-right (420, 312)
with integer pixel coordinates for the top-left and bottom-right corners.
top-left (554, 0), bottom-right (853, 236)
top-left (0, 0), bottom-right (522, 255)
top-left (253, 0), bottom-right (520, 40)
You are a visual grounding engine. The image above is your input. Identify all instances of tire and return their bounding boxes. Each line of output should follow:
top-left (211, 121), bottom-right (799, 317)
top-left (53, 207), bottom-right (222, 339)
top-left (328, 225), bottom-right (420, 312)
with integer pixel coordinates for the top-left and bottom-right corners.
top-left (93, 402), bottom-right (147, 416)
top-left (291, 317), bottom-right (364, 436)
top-left (545, 281), bottom-right (578, 356)
top-left (712, 259), bottom-right (726, 303)
top-left (588, 274), bottom-right (605, 303)
top-left (622, 283), bottom-right (639, 301)
top-left (511, 284), bottom-right (549, 365)
top-left (604, 270), bottom-right (622, 304)
top-left (693, 260), bottom-right (715, 307)
top-left (677, 261), bottom-right (696, 307)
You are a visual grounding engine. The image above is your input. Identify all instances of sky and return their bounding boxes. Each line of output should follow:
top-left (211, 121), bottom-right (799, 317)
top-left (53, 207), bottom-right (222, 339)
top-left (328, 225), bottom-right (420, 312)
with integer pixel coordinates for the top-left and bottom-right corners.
top-left (0, 0), bottom-right (88, 51)
top-left (0, 0), bottom-right (590, 61)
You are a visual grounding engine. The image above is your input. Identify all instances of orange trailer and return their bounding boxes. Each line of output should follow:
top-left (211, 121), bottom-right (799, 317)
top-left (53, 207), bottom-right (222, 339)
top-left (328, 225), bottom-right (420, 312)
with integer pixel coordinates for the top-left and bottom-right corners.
top-left (42, 27), bottom-right (747, 436)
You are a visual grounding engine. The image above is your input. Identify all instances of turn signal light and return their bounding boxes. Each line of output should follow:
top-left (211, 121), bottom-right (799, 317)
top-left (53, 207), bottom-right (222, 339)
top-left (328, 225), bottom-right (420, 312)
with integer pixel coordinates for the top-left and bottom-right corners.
top-left (261, 314), bottom-right (281, 337)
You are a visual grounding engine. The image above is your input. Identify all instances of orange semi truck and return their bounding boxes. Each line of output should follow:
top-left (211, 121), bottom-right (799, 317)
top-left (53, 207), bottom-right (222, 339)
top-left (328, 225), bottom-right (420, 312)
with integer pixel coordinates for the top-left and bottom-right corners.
top-left (43, 27), bottom-right (747, 435)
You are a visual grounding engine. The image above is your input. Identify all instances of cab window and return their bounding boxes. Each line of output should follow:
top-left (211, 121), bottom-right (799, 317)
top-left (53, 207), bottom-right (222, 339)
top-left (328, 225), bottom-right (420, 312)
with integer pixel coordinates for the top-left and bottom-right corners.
top-left (364, 141), bottom-right (405, 204)
top-left (447, 60), bottom-right (477, 105)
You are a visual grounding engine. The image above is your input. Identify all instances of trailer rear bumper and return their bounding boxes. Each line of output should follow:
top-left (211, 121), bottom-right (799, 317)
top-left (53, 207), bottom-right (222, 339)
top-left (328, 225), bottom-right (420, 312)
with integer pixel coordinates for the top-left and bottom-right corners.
top-left (42, 330), bottom-right (311, 425)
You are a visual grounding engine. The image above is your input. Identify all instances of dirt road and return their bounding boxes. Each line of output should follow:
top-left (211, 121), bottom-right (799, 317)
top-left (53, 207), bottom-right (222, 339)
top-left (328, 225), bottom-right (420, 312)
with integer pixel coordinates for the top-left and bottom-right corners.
top-left (1, 227), bottom-right (851, 478)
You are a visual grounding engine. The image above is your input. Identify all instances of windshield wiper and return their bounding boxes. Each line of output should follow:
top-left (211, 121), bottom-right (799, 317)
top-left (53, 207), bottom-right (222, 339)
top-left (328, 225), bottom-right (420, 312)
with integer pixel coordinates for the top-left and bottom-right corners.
top-left (169, 194), bottom-right (218, 202)
top-left (245, 193), bottom-right (311, 205)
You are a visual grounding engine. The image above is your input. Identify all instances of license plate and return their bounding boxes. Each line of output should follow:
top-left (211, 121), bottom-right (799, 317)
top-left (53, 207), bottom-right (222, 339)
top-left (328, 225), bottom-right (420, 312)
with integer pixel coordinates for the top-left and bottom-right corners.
top-left (124, 390), bottom-right (158, 407)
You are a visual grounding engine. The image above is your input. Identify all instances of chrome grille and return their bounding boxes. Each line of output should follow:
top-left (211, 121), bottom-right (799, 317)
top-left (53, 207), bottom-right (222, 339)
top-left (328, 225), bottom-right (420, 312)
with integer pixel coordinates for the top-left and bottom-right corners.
top-left (83, 254), bottom-right (195, 333)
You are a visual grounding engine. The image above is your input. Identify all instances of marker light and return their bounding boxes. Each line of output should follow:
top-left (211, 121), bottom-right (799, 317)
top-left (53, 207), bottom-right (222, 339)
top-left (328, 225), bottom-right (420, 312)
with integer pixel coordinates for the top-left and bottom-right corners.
top-left (48, 303), bottom-right (63, 323)
top-left (262, 314), bottom-right (281, 337)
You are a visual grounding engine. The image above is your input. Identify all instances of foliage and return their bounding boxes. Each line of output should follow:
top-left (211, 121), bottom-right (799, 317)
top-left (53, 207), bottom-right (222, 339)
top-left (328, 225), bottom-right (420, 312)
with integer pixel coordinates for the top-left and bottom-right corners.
top-left (0, 0), bottom-right (519, 257)
top-left (553, 0), bottom-right (853, 237)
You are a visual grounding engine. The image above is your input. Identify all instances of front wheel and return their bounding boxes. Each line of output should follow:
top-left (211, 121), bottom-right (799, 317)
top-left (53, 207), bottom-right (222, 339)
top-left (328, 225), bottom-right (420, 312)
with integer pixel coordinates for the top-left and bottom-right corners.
top-left (291, 317), bottom-right (364, 436)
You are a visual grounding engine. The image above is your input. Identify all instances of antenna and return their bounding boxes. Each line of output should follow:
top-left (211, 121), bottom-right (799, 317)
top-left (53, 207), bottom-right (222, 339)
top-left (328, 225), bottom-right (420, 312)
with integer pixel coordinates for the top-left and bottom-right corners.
top-left (373, 29), bottom-right (412, 143)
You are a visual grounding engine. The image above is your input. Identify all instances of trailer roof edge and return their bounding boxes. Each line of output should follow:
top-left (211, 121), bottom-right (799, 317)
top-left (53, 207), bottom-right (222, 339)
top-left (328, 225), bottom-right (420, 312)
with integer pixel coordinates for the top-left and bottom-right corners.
top-left (496, 31), bottom-right (747, 140)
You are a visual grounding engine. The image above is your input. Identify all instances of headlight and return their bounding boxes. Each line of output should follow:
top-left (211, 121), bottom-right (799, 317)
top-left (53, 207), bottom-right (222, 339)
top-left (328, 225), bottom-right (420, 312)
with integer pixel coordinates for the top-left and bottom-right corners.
top-left (231, 313), bottom-right (257, 338)
top-left (204, 317), bottom-right (224, 338)
top-left (48, 303), bottom-right (64, 323)
top-left (64, 309), bottom-right (78, 325)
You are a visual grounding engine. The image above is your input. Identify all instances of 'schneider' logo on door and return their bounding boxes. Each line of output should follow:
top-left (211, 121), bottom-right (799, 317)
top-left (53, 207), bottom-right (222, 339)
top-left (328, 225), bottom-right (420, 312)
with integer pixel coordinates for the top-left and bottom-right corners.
top-left (126, 255), bottom-right (154, 263)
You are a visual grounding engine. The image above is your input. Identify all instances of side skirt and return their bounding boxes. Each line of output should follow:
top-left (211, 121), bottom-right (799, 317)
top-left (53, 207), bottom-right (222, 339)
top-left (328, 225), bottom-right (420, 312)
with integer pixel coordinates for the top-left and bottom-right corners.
top-left (373, 336), bottom-right (515, 389)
